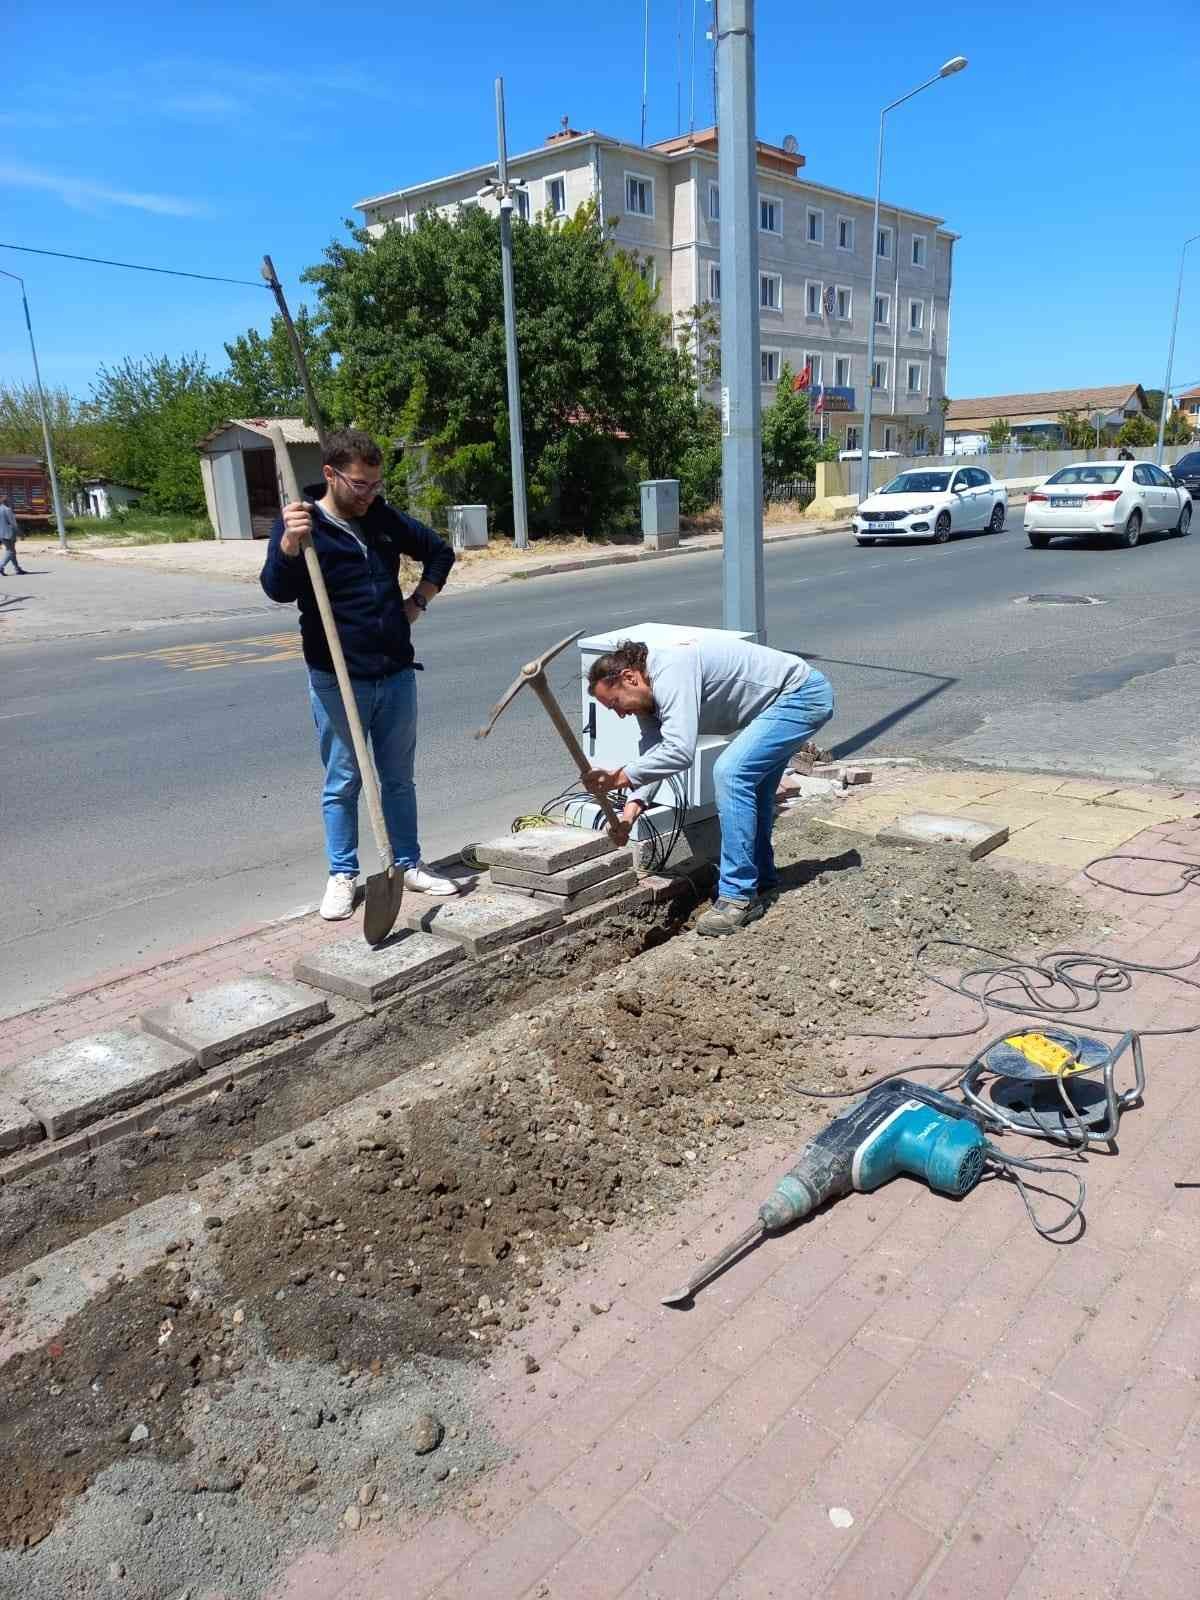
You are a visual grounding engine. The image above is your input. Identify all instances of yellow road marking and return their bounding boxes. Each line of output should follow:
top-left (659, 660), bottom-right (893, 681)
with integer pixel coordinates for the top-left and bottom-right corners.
top-left (100, 632), bottom-right (303, 672)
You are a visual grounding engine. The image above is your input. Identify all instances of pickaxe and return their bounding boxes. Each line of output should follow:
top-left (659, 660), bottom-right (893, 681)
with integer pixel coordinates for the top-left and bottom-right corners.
top-left (476, 630), bottom-right (624, 835)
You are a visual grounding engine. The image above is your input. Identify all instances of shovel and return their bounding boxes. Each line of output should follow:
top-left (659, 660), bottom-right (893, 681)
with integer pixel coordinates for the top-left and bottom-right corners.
top-left (267, 423), bottom-right (404, 943)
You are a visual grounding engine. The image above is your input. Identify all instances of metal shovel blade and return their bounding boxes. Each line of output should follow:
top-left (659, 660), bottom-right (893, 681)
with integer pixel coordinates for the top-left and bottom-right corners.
top-left (363, 865), bottom-right (404, 946)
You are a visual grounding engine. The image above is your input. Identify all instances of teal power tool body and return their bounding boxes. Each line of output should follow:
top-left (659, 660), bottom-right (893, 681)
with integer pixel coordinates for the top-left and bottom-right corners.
top-left (663, 1078), bottom-right (990, 1305)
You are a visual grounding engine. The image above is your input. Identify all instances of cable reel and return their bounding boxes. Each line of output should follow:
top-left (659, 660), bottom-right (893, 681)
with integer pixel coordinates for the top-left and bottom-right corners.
top-left (961, 1027), bottom-right (1144, 1148)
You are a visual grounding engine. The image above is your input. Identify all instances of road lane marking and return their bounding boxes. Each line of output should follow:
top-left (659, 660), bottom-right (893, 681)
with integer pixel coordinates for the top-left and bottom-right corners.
top-left (99, 632), bottom-right (303, 672)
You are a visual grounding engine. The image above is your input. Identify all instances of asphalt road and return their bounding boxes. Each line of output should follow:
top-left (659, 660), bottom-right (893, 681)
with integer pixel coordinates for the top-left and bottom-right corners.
top-left (4, 506), bottom-right (1200, 1016)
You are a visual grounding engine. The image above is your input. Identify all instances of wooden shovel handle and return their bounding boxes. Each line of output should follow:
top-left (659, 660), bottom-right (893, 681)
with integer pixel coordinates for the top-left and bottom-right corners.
top-left (528, 675), bottom-right (624, 833)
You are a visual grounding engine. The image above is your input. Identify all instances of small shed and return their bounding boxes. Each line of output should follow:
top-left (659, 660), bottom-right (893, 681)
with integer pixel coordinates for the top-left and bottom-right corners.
top-left (70, 479), bottom-right (142, 519)
top-left (0, 453), bottom-right (51, 524)
top-left (196, 418), bottom-right (322, 540)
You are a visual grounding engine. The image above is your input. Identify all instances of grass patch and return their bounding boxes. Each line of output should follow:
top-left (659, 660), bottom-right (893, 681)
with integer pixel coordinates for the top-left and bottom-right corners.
top-left (62, 510), bottom-right (213, 546)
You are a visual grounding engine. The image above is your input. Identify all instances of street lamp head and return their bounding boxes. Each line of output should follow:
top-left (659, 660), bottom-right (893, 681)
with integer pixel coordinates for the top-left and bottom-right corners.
top-left (939, 55), bottom-right (968, 76)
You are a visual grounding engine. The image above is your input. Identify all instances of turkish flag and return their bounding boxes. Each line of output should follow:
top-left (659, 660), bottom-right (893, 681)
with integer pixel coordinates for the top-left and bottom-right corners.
top-left (794, 363), bottom-right (811, 391)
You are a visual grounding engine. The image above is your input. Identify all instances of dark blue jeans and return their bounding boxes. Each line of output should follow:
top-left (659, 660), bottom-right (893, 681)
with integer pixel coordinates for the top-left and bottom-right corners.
top-left (712, 668), bottom-right (835, 901)
top-left (308, 668), bottom-right (420, 876)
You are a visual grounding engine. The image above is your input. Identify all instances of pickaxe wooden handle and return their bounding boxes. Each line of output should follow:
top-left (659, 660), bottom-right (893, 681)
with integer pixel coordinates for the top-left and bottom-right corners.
top-left (476, 629), bottom-right (624, 832)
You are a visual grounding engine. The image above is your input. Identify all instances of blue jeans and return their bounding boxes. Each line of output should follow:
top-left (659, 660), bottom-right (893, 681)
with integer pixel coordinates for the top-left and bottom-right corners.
top-left (308, 668), bottom-right (420, 877)
top-left (712, 668), bottom-right (835, 902)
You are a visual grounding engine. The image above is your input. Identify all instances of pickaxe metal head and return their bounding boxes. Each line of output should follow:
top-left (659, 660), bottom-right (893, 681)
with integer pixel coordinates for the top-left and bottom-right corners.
top-left (475, 629), bottom-right (584, 740)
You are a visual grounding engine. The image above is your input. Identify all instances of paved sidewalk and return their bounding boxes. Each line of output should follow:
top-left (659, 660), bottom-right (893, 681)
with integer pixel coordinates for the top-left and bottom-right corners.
top-left (260, 803), bottom-right (1200, 1600)
top-left (24, 515), bottom-right (849, 596)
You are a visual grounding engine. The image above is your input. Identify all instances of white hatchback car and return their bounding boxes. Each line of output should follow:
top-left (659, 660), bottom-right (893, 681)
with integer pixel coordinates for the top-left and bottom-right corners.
top-left (853, 466), bottom-right (1007, 546)
top-left (1025, 461), bottom-right (1192, 549)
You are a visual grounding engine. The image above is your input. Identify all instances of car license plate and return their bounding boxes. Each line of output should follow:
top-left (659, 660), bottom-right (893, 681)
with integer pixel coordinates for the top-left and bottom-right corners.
top-left (1050, 496), bottom-right (1084, 508)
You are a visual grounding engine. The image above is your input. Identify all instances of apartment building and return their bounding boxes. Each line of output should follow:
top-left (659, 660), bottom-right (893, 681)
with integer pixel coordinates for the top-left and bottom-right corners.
top-left (355, 121), bottom-right (957, 456)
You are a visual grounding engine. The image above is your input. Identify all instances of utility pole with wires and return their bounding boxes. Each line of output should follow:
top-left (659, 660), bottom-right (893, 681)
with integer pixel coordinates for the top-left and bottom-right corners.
top-left (0, 268), bottom-right (67, 551)
top-left (714, 0), bottom-right (765, 641)
top-left (489, 77), bottom-right (530, 550)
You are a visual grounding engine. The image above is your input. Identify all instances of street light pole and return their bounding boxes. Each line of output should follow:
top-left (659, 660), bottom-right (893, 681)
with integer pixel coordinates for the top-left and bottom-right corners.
top-left (494, 77), bottom-right (530, 550)
top-left (0, 268), bottom-right (68, 550)
top-left (715, 0), bottom-right (765, 641)
top-left (1156, 232), bottom-right (1200, 466)
top-left (859, 56), bottom-right (966, 506)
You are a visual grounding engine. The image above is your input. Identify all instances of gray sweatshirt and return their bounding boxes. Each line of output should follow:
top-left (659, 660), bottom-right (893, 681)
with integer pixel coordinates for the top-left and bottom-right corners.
top-left (623, 636), bottom-right (811, 801)
top-left (0, 503), bottom-right (17, 541)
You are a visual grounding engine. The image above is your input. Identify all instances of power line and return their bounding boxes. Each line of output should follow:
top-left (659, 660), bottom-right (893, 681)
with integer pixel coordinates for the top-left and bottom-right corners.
top-left (0, 241), bottom-right (269, 290)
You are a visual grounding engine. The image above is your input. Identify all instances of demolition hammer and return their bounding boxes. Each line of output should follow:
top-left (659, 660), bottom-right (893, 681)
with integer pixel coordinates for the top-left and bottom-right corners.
top-left (662, 1079), bottom-right (992, 1306)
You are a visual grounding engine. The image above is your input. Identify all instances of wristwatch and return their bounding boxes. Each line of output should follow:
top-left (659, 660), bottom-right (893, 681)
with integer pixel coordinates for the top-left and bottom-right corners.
top-left (411, 592), bottom-right (428, 611)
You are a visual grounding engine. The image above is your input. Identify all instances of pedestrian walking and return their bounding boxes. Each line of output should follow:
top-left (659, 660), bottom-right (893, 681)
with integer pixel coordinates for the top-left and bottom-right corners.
top-left (261, 428), bottom-right (459, 920)
top-left (0, 495), bottom-right (26, 575)
top-left (585, 635), bottom-right (835, 936)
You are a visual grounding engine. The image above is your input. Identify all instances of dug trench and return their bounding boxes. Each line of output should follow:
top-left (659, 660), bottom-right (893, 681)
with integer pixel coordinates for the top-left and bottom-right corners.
top-left (0, 820), bottom-right (1086, 1599)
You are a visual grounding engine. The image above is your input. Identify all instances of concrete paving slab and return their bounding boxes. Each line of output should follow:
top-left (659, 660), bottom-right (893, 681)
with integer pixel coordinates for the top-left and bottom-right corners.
top-left (475, 826), bottom-right (617, 874)
top-left (2, 1028), bottom-right (199, 1139)
top-left (488, 847), bottom-right (633, 895)
top-left (502, 869), bottom-right (640, 911)
top-left (141, 976), bottom-right (330, 1068)
top-left (400, 886), bottom-right (563, 955)
top-left (0, 1090), bottom-right (43, 1152)
top-left (877, 812), bottom-right (1009, 861)
top-left (293, 930), bottom-right (465, 1005)
top-left (1101, 789), bottom-right (1197, 821)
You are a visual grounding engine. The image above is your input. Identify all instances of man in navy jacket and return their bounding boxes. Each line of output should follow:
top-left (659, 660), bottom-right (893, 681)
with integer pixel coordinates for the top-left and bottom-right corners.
top-left (261, 428), bottom-right (457, 920)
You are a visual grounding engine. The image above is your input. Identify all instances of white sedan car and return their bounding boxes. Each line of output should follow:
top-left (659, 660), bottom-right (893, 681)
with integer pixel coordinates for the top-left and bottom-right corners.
top-left (853, 466), bottom-right (1007, 546)
top-left (1025, 461), bottom-right (1192, 549)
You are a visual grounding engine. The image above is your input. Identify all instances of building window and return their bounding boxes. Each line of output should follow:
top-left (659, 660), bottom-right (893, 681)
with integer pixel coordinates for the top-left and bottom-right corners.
top-left (877, 224), bottom-right (893, 259)
top-left (845, 425), bottom-right (861, 451)
top-left (515, 187), bottom-right (531, 222)
top-left (908, 299), bottom-right (925, 333)
top-left (805, 280), bottom-right (822, 317)
top-left (708, 262), bottom-right (721, 301)
top-left (835, 355), bottom-right (851, 387)
top-left (884, 425), bottom-right (897, 450)
top-left (546, 175), bottom-right (567, 217)
top-left (625, 172), bottom-right (654, 216)
top-left (835, 285), bottom-right (852, 320)
top-left (761, 348), bottom-right (781, 384)
top-left (708, 181), bottom-right (720, 220)
top-left (806, 206), bottom-right (823, 244)
top-left (803, 352), bottom-right (824, 385)
top-left (760, 271), bottom-right (783, 311)
top-left (872, 359), bottom-right (889, 389)
top-left (760, 196), bottom-right (782, 235)
top-left (874, 294), bottom-right (890, 326)
top-left (836, 215), bottom-right (855, 251)
top-left (911, 233), bottom-right (927, 267)
top-left (906, 362), bottom-right (924, 393)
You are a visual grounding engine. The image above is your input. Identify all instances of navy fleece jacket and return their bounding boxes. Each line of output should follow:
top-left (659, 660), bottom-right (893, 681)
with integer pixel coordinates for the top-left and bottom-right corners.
top-left (260, 488), bottom-right (454, 680)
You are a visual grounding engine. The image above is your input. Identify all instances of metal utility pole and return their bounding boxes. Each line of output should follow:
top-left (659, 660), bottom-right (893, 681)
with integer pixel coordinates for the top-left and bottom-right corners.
top-left (494, 77), bottom-right (530, 550)
top-left (0, 268), bottom-right (67, 550)
top-left (1156, 232), bottom-right (1200, 465)
top-left (715, 0), bottom-right (765, 641)
top-left (859, 56), bottom-right (967, 506)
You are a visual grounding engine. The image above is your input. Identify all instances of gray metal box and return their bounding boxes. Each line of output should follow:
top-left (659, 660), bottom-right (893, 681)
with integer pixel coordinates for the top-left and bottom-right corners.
top-left (448, 504), bottom-right (488, 549)
top-left (639, 479), bottom-right (680, 544)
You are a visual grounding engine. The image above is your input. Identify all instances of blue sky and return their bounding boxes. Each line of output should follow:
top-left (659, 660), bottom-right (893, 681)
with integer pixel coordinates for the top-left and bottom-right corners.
top-left (3, 0), bottom-right (1198, 404)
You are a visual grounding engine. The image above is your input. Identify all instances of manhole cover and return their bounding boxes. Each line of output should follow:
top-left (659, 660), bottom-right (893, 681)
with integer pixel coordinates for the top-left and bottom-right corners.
top-left (1016, 593), bottom-right (1105, 606)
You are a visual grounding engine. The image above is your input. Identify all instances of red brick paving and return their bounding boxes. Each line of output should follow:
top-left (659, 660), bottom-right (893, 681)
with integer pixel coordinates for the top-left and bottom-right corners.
top-left (10, 796), bottom-right (1200, 1599)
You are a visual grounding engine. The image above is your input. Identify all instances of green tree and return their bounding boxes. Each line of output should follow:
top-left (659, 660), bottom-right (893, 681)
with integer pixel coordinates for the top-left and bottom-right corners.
top-left (986, 417), bottom-right (1012, 451)
top-left (89, 354), bottom-right (230, 513)
top-left (0, 383), bottom-right (113, 501)
top-left (1164, 408), bottom-right (1194, 445)
top-left (306, 200), bottom-right (703, 534)
top-left (223, 305), bottom-right (335, 420)
top-left (1116, 412), bottom-right (1157, 448)
top-left (760, 361), bottom-right (832, 481)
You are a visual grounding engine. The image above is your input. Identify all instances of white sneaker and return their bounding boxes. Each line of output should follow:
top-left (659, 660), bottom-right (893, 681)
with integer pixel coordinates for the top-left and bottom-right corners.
top-left (320, 873), bottom-right (358, 920)
top-left (403, 862), bottom-right (460, 896)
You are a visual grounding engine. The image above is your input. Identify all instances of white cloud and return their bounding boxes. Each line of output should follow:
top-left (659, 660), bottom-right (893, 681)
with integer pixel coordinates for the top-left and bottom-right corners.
top-left (0, 162), bottom-right (209, 218)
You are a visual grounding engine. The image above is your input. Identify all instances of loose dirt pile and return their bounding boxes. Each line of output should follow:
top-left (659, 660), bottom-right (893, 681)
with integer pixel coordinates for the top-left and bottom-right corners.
top-left (0, 823), bottom-right (1086, 1597)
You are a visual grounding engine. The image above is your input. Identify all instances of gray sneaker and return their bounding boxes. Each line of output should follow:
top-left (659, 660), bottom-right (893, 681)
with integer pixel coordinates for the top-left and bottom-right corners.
top-left (695, 897), bottom-right (765, 937)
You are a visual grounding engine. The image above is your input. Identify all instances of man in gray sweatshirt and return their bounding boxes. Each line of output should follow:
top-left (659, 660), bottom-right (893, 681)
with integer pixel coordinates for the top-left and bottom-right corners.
top-left (585, 635), bottom-right (834, 936)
